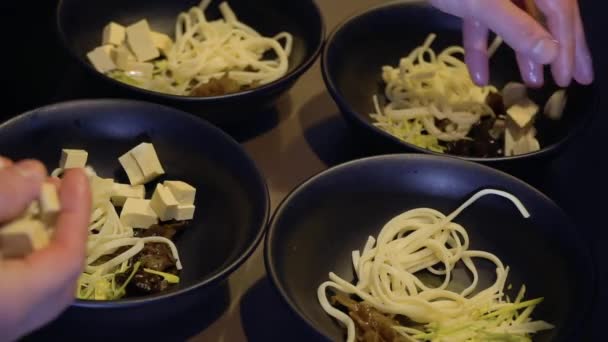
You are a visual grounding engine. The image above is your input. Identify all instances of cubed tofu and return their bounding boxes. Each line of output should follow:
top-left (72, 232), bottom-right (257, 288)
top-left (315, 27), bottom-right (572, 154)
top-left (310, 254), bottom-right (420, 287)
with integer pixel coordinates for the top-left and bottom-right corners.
top-left (163, 181), bottom-right (196, 205)
top-left (39, 183), bottom-right (60, 223)
top-left (90, 176), bottom-right (115, 209)
top-left (544, 89), bottom-right (567, 120)
top-left (126, 20), bottom-right (160, 62)
top-left (174, 204), bottom-right (196, 221)
top-left (120, 198), bottom-right (158, 229)
top-left (111, 183), bottom-right (145, 206)
top-left (87, 46), bottom-right (117, 73)
top-left (112, 45), bottom-right (136, 70)
top-left (60, 149), bottom-right (88, 169)
top-left (129, 143), bottom-right (165, 183)
top-left (123, 62), bottom-right (154, 79)
top-left (507, 99), bottom-right (539, 128)
top-left (103, 22), bottom-right (126, 46)
top-left (150, 184), bottom-right (179, 221)
top-left (504, 118), bottom-right (540, 156)
top-left (118, 152), bottom-right (145, 186)
top-left (502, 82), bottom-right (528, 109)
top-left (150, 31), bottom-right (173, 55)
top-left (0, 219), bottom-right (49, 258)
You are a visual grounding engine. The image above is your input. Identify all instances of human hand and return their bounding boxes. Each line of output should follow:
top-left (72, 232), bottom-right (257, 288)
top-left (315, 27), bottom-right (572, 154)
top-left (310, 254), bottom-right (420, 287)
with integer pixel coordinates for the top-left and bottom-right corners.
top-left (0, 157), bottom-right (91, 341)
top-left (430, 0), bottom-right (594, 87)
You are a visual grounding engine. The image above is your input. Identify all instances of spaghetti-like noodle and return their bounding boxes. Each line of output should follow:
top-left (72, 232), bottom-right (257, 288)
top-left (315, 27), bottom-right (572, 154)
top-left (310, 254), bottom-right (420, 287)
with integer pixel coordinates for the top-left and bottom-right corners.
top-left (370, 34), bottom-right (498, 153)
top-left (318, 189), bottom-right (553, 342)
top-left (111, 1), bottom-right (293, 96)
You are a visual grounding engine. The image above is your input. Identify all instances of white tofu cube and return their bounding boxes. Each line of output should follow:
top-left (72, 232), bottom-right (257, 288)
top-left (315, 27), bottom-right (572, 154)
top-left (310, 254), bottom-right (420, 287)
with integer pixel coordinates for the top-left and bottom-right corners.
top-left (502, 82), bottom-right (528, 109)
top-left (126, 20), bottom-right (160, 62)
top-left (111, 183), bottom-right (145, 206)
top-left (39, 183), bottom-right (60, 222)
top-left (60, 149), bottom-right (88, 169)
top-left (150, 184), bottom-right (179, 221)
top-left (87, 46), bottom-right (117, 73)
top-left (150, 31), bottom-right (173, 55)
top-left (163, 181), bottom-right (196, 205)
top-left (90, 176), bottom-right (115, 209)
top-left (174, 204), bottom-right (196, 221)
top-left (103, 22), bottom-right (126, 46)
top-left (507, 99), bottom-right (539, 128)
top-left (120, 198), bottom-right (158, 229)
top-left (118, 152), bottom-right (145, 186)
top-left (112, 45), bottom-right (136, 70)
top-left (129, 143), bottom-right (165, 183)
top-left (0, 219), bottom-right (50, 258)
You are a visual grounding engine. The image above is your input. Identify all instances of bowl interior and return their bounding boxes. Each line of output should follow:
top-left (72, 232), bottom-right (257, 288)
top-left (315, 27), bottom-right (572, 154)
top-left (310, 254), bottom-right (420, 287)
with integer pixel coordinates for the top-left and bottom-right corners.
top-left (323, 1), bottom-right (594, 157)
top-left (57, 0), bottom-right (323, 97)
top-left (266, 155), bottom-right (593, 342)
top-left (0, 99), bottom-right (268, 304)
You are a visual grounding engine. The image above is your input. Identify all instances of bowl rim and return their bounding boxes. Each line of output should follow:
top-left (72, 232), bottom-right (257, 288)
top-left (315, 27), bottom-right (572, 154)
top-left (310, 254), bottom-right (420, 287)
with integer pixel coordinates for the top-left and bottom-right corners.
top-left (320, 0), bottom-right (599, 163)
top-left (0, 98), bottom-right (271, 308)
top-left (55, 0), bottom-right (326, 102)
top-left (264, 153), bottom-right (596, 341)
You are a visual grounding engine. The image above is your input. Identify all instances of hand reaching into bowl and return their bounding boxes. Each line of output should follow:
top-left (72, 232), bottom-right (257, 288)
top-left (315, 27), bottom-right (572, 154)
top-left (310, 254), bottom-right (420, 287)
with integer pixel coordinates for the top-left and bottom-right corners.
top-left (430, 0), bottom-right (594, 87)
top-left (0, 158), bottom-right (90, 341)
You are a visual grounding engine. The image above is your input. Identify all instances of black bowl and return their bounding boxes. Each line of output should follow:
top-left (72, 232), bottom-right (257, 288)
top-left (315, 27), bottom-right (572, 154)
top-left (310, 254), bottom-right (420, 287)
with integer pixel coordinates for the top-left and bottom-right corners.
top-left (0, 99), bottom-right (269, 333)
top-left (57, 0), bottom-right (324, 126)
top-left (265, 154), bottom-right (594, 342)
top-left (322, 1), bottom-right (597, 168)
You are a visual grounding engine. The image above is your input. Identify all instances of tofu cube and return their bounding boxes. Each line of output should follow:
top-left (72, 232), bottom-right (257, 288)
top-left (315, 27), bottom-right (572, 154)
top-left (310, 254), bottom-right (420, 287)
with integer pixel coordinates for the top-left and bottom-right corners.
top-left (103, 22), bottom-right (126, 46)
top-left (120, 198), bottom-right (158, 229)
top-left (60, 149), bottom-right (88, 169)
top-left (129, 143), bottom-right (165, 183)
top-left (111, 183), bottom-right (145, 206)
top-left (118, 152), bottom-right (145, 186)
top-left (126, 20), bottom-right (160, 62)
top-left (174, 204), bottom-right (196, 221)
top-left (87, 46), bottom-right (117, 73)
top-left (507, 99), bottom-right (539, 128)
top-left (0, 219), bottom-right (49, 258)
top-left (90, 176), bottom-right (115, 209)
top-left (502, 82), bottom-right (528, 109)
top-left (150, 184), bottom-right (179, 221)
top-left (150, 31), bottom-right (173, 55)
top-left (112, 45), bottom-right (136, 70)
top-left (163, 181), bottom-right (196, 205)
top-left (39, 183), bottom-right (60, 223)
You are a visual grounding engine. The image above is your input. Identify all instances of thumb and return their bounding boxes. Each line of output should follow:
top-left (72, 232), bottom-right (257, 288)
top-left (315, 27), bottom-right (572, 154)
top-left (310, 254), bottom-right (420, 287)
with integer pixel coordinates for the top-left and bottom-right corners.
top-left (0, 160), bottom-right (47, 223)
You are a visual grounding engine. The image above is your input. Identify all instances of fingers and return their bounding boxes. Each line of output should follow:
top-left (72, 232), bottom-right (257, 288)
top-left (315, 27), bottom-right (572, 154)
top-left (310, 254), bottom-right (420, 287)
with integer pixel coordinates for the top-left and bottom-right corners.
top-left (34, 169), bottom-right (90, 276)
top-left (0, 156), bottom-right (13, 170)
top-left (516, 53), bottom-right (544, 87)
top-left (535, 0), bottom-right (575, 87)
top-left (0, 160), bottom-right (47, 222)
top-left (572, 4), bottom-right (593, 85)
top-left (435, 0), bottom-right (558, 64)
top-left (463, 19), bottom-right (489, 86)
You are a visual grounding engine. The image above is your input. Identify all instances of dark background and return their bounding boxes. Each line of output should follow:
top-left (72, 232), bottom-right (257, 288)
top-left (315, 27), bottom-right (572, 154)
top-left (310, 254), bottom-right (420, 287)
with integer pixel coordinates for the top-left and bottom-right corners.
top-left (0, 1), bottom-right (606, 340)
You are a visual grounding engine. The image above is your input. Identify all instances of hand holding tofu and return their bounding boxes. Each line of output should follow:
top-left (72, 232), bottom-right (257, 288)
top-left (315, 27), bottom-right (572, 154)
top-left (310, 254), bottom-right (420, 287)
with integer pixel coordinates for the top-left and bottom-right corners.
top-left (0, 158), bottom-right (91, 342)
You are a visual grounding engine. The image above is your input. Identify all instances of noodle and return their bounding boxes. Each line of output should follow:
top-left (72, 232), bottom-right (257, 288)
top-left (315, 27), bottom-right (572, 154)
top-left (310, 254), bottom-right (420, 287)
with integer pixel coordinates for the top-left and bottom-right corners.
top-left (317, 189), bottom-right (553, 342)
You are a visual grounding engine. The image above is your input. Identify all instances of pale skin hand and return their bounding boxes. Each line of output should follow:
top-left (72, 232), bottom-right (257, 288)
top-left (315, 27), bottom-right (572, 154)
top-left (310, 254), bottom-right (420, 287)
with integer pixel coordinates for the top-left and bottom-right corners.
top-left (430, 0), bottom-right (594, 88)
top-left (0, 157), bottom-right (91, 342)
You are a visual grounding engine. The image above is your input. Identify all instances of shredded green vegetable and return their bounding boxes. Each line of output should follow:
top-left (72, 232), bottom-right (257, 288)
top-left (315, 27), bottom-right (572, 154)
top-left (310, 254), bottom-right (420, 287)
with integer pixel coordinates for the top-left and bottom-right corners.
top-left (77, 261), bottom-right (141, 300)
top-left (143, 268), bottom-right (180, 284)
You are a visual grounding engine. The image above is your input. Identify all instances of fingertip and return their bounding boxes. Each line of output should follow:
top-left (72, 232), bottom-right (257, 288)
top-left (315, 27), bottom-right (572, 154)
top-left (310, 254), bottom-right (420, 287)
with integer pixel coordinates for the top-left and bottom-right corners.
top-left (14, 160), bottom-right (47, 183)
top-left (551, 66), bottom-right (572, 87)
top-left (0, 156), bottom-right (13, 170)
top-left (516, 54), bottom-right (544, 88)
top-left (530, 38), bottom-right (559, 65)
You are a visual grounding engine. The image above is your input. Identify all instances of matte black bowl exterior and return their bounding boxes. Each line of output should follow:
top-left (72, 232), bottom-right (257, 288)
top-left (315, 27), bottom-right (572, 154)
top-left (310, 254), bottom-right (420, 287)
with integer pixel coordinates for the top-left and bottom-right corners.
top-left (0, 100), bottom-right (269, 316)
top-left (322, 1), bottom-right (597, 167)
top-left (265, 155), bottom-right (594, 342)
top-left (57, 0), bottom-right (325, 126)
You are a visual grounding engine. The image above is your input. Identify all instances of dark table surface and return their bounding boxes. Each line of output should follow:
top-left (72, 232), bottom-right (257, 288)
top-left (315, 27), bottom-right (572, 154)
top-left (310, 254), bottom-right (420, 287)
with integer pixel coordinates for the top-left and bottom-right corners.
top-left (1, 1), bottom-right (606, 340)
